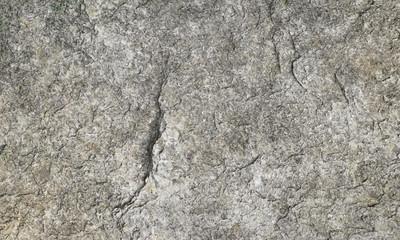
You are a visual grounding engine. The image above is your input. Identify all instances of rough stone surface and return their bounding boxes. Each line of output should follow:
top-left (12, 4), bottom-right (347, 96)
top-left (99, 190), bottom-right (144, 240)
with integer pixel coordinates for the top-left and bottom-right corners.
top-left (1, 0), bottom-right (400, 239)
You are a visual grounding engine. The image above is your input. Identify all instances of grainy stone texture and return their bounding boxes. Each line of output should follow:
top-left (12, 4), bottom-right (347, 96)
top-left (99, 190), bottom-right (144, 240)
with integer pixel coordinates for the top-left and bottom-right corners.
top-left (1, 0), bottom-right (400, 239)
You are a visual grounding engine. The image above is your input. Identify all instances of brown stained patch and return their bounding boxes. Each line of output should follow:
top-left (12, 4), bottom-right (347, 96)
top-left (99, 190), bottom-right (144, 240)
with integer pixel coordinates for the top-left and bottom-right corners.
top-left (145, 183), bottom-right (153, 193)
top-left (230, 223), bottom-right (241, 234)
top-left (350, 49), bottom-right (400, 85)
top-left (33, 44), bottom-right (62, 73)
top-left (88, 142), bottom-right (99, 152)
top-left (19, 17), bottom-right (35, 30)
top-left (310, 37), bottom-right (322, 48)
top-left (266, 63), bottom-right (275, 70)
top-left (222, 129), bottom-right (249, 152)
top-left (366, 198), bottom-right (380, 207)
top-left (353, 54), bottom-right (381, 82)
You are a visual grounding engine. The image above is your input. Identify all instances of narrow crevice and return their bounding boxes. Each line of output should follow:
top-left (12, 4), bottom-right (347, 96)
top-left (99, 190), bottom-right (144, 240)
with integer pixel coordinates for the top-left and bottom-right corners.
top-left (333, 72), bottom-right (349, 104)
top-left (289, 35), bottom-right (307, 91)
top-left (236, 154), bottom-right (262, 171)
top-left (113, 63), bottom-right (168, 213)
top-left (137, 76), bottom-right (166, 197)
top-left (268, 0), bottom-right (281, 74)
top-left (272, 34), bottom-right (281, 74)
top-left (290, 56), bottom-right (306, 91)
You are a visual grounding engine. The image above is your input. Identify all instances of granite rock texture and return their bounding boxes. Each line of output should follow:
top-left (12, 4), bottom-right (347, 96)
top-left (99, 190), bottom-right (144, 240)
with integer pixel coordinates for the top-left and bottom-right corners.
top-left (1, 0), bottom-right (400, 239)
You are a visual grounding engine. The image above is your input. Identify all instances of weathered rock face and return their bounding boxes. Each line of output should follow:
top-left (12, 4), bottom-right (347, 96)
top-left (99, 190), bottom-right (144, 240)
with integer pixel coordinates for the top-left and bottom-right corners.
top-left (1, 0), bottom-right (399, 239)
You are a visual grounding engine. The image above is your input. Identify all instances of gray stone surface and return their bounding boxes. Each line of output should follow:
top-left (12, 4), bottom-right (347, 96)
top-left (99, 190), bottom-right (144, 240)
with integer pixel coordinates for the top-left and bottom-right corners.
top-left (1, 0), bottom-right (400, 239)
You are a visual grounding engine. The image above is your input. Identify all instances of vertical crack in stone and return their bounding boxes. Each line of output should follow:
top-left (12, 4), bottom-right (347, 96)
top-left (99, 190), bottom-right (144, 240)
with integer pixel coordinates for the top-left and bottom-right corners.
top-left (114, 64), bottom-right (168, 212)
top-left (290, 56), bottom-right (307, 91)
top-left (272, 32), bottom-right (282, 74)
top-left (139, 76), bottom-right (166, 196)
top-left (268, 0), bottom-right (281, 74)
top-left (289, 36), bottom-right (307, 92)
top-left (333, 72), bottom-right (349, 105)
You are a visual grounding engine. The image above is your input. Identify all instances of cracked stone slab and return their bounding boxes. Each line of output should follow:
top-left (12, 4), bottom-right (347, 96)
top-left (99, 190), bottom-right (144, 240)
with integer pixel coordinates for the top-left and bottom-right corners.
top-left (1, 0), bottom-right (400, 239)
